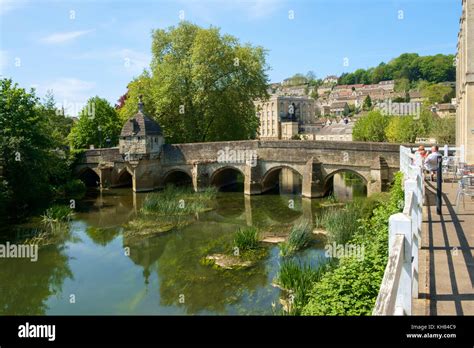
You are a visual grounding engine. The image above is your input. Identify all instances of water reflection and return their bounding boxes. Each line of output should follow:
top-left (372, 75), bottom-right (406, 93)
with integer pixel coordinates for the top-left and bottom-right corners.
top-left (332, 172), bottom-right (367, 202)
top-left (0, 243), bottom-right (73, 315)
top-left (0, 173), bottom-right (366, 315)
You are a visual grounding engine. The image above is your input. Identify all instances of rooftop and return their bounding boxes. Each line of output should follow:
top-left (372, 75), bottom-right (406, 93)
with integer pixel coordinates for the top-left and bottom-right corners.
top-left (120, 97), bottom-right (163, 137)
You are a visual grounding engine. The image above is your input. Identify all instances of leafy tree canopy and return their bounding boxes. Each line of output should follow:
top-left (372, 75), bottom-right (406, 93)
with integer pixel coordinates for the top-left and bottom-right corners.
top-left (118, 22), bottom-right (269, 143)
top-left (338, 53), bottom-right (455, 85)
top-left (69, 96), bottom-right (121, 149)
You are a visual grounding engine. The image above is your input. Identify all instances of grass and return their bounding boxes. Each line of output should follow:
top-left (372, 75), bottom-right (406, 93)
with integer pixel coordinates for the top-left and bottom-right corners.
top-left (141, 185), bottom-right (217, 215)
top-left (316, 197), bottom-right (389, 245)
top-left (41, 205), bottom-right (74, 224)
top-left (279, 221), bottom-right (312, 257)
top-left (234, 226), bottom-right (260, 252)
top-left (275, 258), bottom-right (335, 315)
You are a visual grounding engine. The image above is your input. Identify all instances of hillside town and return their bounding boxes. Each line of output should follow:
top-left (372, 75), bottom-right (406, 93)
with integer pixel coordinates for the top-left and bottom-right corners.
top-left (255, 74), bottom-right (456, 142)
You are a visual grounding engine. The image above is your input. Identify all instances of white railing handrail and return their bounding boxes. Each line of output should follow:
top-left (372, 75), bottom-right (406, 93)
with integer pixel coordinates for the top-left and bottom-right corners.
top-left (373, 145), bottom-right (423, 315)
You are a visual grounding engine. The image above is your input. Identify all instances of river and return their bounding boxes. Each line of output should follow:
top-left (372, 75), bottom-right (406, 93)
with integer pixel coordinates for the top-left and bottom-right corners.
top-left (0, 173), bottom-right (366, 315)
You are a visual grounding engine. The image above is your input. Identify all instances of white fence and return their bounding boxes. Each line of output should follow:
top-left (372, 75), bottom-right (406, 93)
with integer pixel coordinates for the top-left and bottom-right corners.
top-left (373, 146), bottom-right (424, 315)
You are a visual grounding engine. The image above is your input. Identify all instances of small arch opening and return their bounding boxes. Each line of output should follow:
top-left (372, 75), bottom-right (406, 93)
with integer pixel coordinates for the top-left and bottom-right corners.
top-left (262, 167), bottom-right (302, 195)
top-left (116, 170), bottom-right (133, 188)
top-left (211, 167), bottom-right (244, 192)
top-left (163, 170), bottom-right (193, 187)
top-left (78, 168), bottom-right (100, 188)
top-left (325, 170), bottom-right (367, 202)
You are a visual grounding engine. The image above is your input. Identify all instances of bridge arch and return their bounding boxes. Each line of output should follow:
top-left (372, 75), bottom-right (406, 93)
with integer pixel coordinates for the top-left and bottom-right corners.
top-left (77, 167), bottom-right (100, 187)
top-left (162, 169), bottom-right (193, 187)
top-left (210, 166), bottom-right (245, 192)
top-left (115, 167), bottom-right (133, 188)
top-left (323, 168), bottom-right (368, 199)
top-left (261, 165), bottom-right (303, 194)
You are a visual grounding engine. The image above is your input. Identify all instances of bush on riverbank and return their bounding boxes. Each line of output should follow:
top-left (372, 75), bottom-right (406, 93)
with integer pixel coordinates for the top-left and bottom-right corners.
top-left (275, 258), bottom-right (335, 315)
top-left (302, 172), bottom-right (404, 315)
top-left (317, 196), bottom-right (387, 245)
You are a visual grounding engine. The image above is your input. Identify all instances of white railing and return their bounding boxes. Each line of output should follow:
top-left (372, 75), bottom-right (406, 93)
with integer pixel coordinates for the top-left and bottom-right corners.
top-left (373, 146), bottom-right (424, 315)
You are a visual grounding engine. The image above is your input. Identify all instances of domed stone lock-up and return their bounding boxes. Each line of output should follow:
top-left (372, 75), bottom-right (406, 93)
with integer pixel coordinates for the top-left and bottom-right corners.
top-left (119, 95), bottom-right (164, 162)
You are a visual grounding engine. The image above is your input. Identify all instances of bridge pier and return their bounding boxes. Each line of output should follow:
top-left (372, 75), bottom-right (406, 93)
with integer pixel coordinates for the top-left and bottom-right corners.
top-left (302, 158), bottom-right (325, 198)
top-left (244, 164), bottom-right (262, 195)
top-left (98, 167), bottom-right (112, 189)
top-left (132, 161), bottom-right (159, 192)
top-left (367, 156), bottom-right (390, 196)
top-left (192, 163), bottom-right (210, 192)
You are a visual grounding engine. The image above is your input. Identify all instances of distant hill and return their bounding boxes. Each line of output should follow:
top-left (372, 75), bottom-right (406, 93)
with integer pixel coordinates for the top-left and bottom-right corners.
top-left (338, 53), bottom-right (455, 85)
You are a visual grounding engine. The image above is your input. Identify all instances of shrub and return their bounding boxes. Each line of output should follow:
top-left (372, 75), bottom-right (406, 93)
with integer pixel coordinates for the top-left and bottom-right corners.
top-left (63, 179), bottom-right (86, 199)
top-left (302, 172), bottom-right (404, 315)
top-left (42, 205), bottom-right (74, 223)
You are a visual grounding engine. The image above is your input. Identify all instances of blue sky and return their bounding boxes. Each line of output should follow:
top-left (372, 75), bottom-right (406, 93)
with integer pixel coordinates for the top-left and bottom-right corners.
top-left (0, 0), bottom-right (462, 115)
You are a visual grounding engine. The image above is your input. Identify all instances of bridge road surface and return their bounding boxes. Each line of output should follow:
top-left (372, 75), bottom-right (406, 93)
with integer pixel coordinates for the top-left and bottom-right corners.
top-left (414, 180), bottom-right (474, 315)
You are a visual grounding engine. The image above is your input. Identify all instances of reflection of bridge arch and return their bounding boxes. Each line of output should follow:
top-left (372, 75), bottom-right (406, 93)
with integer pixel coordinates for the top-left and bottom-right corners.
top-left (210, 166), bottom-right (245, 191)
top-left (77, 167), bottom-right (100, 187)
top-left (162, 169), bottom-right (193, 187)
top-left (261, 165), bottom-right (303, 194)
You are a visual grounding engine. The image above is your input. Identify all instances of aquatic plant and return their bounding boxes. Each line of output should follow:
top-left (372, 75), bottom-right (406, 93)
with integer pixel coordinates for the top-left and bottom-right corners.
top-left (141, 185), bottom-right (216, 215)
top-left (275, 258), bottom-right (334, 315)
top-left (320, 201), bottom-right (366, 245)
top-left (41, 205), bottom-right (74, 224)
top-left (233, 226), bottom-right (260, 251)
top-left (279, 221), bottom-right (312, 256)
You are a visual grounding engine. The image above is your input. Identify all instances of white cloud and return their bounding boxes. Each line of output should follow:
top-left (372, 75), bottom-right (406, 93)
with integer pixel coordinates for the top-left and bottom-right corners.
top-left (40, 29), bottom-right (94, 44)
top-left (74, 48), bottom-right (151, 76)
top-left (39, 78), bottom-right (96, 116)
top-left (0, 0), bottom-right (27, 16)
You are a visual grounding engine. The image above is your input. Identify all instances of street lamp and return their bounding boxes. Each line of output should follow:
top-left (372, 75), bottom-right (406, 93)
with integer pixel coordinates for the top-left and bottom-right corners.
top-left (98, 125), bottom-right (102, 148)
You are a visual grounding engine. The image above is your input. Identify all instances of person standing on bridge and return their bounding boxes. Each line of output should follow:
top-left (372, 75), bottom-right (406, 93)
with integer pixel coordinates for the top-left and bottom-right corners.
top-left (424, 145), bottom-right (441, 181)
top-left (414, 145), bottom-right (428, 167)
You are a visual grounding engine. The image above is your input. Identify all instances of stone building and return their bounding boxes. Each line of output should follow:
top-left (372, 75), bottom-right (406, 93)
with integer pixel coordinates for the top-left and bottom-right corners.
top-left (254, 95), bottom-right (316, 139)
top-left (456, 0), bottom-right (474, 163)
top-left (119, 96), bottom-right (164, 161)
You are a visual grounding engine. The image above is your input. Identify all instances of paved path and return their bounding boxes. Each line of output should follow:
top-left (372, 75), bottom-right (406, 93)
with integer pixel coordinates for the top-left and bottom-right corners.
top-left (414, 180), bottom-right (474, 315)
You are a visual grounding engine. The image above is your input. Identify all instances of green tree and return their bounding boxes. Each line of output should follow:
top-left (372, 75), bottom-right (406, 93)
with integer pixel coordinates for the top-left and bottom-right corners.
top-left (430, 116), bottom-right (456, 144)
top-left (415, 107), bottom-right (436, 138)
top-left (38, 91), bottom-right (74, 149)
top-left (69, 97), bottom-right (121, 149)
top-left (421, 83), bottom-right (454, 105)
top-left (0, 79), bottom-right (53, 219)
top-left (119, 22), bottom-right (269, 144)
top-left (363, 95), bottom-right (372, 110)
top-left (352, 111), bottom-right (390, 142)
top-left (385, 116), bottom-right (417, 143)
top-left (394, 78), bottom-right (411, 93)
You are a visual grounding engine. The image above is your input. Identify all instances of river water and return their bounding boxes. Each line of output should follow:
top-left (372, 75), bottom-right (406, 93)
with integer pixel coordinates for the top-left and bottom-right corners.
top-left (0, 173), bottom-right (365, 315)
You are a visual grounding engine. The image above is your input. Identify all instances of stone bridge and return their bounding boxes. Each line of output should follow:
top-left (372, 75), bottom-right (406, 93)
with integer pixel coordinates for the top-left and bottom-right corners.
top-left (74, 140), bottom-right (401, 198)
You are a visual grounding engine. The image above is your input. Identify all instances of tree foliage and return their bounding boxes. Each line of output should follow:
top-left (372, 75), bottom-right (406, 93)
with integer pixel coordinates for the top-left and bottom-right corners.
top-left (302, 173), bottom-right (405, 315)
top-left (118, 22), bottom-right (269, 143)
top-left (352, 111), bottom-right (390, 142)
top-left (69, 96), bottom-right (121, 149)
top-left (385, 116), bottom-right (417, 143)
top-left (338, 53), bottom-right (455, 85)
